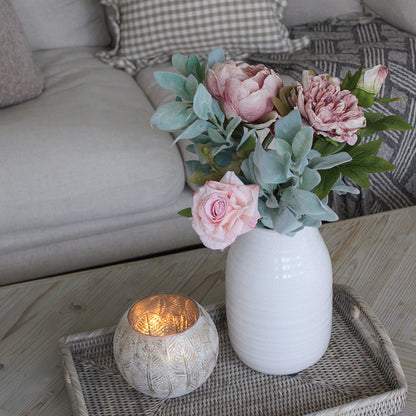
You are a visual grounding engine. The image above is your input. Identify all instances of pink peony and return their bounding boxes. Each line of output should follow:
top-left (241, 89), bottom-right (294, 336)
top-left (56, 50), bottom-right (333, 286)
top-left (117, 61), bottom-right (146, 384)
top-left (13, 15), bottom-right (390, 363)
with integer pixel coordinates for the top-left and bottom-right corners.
top-left (206, 61), bottom-right (283, 123)
top-left (290, 70), bottom-right (366, 145)
top-left (356, 65), bottom-right (388, 96)
top-left (191, 171), bottom-right (260, 250)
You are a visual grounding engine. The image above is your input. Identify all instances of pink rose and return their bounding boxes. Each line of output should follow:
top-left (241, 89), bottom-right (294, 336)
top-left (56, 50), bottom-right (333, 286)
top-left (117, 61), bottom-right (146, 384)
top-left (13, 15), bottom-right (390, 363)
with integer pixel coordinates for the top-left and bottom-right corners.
top-left (206, 61), bottom-right (283, 123)
top-left (356, 65), bottom-right (388, 96)
top-left (290, 70), bottom-right (366, 145)
top-left (191, 171), bottom-right (260, 250)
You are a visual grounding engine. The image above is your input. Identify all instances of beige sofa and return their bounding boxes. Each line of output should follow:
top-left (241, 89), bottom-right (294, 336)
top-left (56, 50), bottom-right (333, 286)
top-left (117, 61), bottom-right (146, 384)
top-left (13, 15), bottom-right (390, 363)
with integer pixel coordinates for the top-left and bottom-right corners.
top-left (1, 0), bottom-right (414, 285)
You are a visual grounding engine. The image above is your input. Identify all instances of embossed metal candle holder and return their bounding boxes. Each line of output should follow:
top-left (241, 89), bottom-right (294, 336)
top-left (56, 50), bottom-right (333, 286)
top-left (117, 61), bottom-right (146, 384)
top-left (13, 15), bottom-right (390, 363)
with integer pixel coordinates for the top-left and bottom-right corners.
top-left (113, 293), bottom-right (219, 398)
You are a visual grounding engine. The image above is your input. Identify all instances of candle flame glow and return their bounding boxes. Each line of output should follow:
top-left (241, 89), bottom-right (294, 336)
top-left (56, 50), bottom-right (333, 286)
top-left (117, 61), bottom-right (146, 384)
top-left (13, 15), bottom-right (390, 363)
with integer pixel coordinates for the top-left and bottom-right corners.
top-left (128, 294), bottom-right (199, 337)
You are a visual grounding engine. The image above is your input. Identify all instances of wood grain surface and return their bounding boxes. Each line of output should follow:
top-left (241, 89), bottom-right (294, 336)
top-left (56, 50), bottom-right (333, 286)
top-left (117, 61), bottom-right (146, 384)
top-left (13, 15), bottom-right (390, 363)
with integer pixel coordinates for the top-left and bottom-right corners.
top-left (0, 206), bottom-right (415, 416)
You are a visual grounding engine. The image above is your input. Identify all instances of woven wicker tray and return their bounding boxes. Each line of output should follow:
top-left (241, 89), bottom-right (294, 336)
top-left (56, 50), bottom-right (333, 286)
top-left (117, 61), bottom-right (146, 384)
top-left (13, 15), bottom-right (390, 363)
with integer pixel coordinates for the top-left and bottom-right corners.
top-left (59, 284), bottom-right (407, 416)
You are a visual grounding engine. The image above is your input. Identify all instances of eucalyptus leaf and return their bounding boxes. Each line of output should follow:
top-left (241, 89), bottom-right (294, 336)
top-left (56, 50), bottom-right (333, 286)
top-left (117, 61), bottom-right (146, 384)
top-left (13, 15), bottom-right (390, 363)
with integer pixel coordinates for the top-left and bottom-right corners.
top-left (214, 150), bottom-right (233, 167)
top-left (212, 143), bottom-right (231, 156)
top-left (184, 160), bottom-right (201, 175)
top-left (199, 164), bottom-right (215, 174)
top-left (186, 143), bottom-right (197, 154)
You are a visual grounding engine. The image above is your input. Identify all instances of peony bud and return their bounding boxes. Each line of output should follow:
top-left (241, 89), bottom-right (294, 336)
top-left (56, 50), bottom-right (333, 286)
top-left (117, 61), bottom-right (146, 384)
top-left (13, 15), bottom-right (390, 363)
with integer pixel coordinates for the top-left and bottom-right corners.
top-left (356, 65), bottom-right (388, 96)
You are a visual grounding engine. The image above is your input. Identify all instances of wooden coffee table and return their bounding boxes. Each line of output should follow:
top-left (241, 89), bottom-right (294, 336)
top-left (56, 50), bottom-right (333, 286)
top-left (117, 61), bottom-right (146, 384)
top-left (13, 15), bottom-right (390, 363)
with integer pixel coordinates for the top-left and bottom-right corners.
top-left (0, 206), bottom-right (415, 416)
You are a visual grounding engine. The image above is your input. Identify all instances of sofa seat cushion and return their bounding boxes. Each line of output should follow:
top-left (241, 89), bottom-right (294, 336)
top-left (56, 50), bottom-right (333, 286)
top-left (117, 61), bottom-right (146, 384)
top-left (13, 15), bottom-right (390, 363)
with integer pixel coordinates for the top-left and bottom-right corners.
top-left (0, 47), bottom-right (185, 234)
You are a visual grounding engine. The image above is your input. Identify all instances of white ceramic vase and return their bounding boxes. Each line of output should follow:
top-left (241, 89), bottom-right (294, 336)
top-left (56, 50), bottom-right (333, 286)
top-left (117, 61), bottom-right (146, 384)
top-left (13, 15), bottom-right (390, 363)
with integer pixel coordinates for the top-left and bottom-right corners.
top-left (225, 226), bottom-right (332, 375)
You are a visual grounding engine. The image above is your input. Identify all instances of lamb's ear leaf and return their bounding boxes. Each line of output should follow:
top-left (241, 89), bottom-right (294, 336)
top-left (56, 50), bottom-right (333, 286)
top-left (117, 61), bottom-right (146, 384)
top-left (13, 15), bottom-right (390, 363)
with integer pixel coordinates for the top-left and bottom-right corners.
top-left (212, 100), bottom-right (225, 123)
top-left (273, 109), bottom-right (302, 144)
top-left (173, 119), bottom-right (210, 144)
top-left (207, 127), bottom-right (226, 143)
top-left (154, 71), bottom-right (191, 100)
top-left (172, 54), bottom-right (189, 77)
top-left (187, 55), bottom-right (204, 82)
top-left (300, 167), bottom-right (321, 192)
top-left (178, 208), bottom-right (192, 217)
top-left (308, 152), bottom-right (352, 170)
top-left (225, 116), bottom-right (242, 141)
top-left (207, 47), bottom-right (225, 69)
top-left (292, 127), bottom-right (313, 162)
top-left (193, 84), bottom-right (213, 120)
top-left (185, 74), bottom-right (199, 98)
top-left (151, 102), bottom-right (194, 131)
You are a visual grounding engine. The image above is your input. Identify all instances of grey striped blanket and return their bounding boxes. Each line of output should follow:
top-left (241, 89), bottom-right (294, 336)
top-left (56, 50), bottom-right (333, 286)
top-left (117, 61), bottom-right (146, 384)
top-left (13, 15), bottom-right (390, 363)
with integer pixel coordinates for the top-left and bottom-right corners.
top-left (249, 19), bottom-right (416, 219)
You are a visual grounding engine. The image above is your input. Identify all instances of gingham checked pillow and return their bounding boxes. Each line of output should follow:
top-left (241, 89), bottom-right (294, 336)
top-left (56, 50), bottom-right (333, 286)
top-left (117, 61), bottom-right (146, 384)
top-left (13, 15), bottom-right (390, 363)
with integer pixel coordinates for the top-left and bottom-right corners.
top-left (97, 0), bottom-right (310, 75)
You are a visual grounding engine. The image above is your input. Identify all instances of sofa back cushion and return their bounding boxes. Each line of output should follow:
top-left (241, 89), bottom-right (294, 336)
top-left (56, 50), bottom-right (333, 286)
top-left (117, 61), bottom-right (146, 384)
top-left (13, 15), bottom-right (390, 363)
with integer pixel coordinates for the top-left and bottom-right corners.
top-left (10, 0), bottom-right (110, 50)
top-left (98, 0), bottom-right (310, 75)
top-left (282, 0), bottom-right (365, 26)
top-left (363, 0), bottom-right (416, 35)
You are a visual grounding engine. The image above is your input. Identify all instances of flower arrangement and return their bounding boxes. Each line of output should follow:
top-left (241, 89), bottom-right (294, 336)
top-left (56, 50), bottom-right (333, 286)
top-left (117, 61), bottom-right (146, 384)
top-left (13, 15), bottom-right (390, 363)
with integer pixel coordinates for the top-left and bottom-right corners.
top-left (151, 48), bottom-right (413, 250)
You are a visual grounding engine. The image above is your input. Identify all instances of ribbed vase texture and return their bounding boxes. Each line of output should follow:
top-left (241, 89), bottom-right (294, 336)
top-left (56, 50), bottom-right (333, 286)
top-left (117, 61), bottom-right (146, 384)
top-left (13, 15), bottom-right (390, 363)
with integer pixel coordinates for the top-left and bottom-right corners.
top-left (226, 227), bottom-right (332, 375)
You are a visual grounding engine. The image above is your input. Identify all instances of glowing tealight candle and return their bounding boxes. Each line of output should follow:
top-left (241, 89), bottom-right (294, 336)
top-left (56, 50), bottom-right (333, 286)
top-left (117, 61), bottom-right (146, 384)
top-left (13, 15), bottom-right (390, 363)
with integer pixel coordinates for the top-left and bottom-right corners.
top-left (113, 293), bottom-right (219, 398)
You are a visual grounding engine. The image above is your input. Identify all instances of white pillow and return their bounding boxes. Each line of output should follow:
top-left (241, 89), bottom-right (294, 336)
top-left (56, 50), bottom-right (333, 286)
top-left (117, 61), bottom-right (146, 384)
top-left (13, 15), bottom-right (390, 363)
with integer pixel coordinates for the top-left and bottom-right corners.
top-left (363, 0), bottom-right (416, 35)
top-left (282, 0), bottom-right (364, 26)
top-left (10, 0), bottom-right (110, 51)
